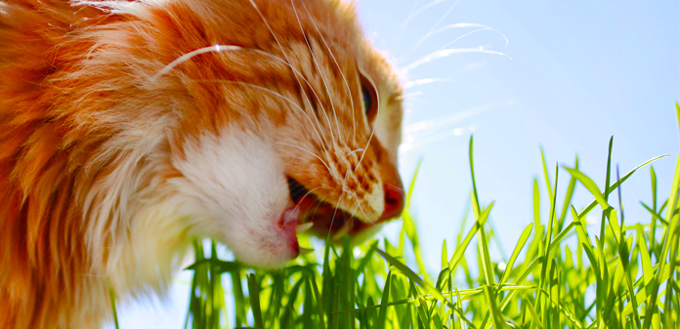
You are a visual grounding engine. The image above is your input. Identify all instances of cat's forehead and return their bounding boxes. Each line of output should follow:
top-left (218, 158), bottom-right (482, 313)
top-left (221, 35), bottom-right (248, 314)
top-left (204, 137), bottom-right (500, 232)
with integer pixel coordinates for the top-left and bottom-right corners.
top-left (281, 1), bottom-right (401, 94)
top-left (247, 0), bottom-right (401, 96)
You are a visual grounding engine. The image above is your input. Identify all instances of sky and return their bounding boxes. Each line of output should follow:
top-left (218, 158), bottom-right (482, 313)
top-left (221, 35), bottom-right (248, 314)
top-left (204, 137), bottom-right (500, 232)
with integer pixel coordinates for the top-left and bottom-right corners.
top-left (368, 0), bottom-right (679, 267)
top-left (113, 1), bottom-right (680, 327)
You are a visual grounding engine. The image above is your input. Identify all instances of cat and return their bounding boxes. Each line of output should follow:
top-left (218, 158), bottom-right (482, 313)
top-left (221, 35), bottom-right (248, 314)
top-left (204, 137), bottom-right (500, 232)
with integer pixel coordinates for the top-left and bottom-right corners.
top-left (0, 0), bottom-right (405, 327)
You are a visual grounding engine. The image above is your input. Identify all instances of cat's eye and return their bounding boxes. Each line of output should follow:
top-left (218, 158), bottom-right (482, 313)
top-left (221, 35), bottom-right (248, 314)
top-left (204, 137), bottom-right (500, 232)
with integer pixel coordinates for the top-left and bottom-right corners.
top-left (360, 75), bottom-right (378, 118)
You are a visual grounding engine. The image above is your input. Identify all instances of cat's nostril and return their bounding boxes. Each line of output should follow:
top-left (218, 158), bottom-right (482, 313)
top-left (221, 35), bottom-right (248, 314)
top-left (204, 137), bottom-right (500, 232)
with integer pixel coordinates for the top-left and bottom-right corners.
top-left (379, 184), bottom-right (405, 221)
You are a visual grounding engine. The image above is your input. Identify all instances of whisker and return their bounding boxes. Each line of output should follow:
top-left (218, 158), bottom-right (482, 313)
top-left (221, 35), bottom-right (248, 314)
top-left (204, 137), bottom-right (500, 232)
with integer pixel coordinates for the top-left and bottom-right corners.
top-left (151, 44), bottom-right (261, 81)
top-left (339, 148), bottom-right (364, 197)
top-left (196, 79), bottom-right (329, 149)
top-left (247, 0), bottom-right (331, 154)
top-left (406, 23), bottom-right (506, 58)
top-left (402, 91), bottom-right (424, 99)
top-left (433, 28), bottom-right (509, 57)
top-left (399, 124), bottom-right (476, 153)
top-left (275, 141), bottom-right (338, 181)
top-left (292, 187), bottom-right (320, 214)
top-left (297, 0), bottom-right (356, 142)
top-left (331, 224), bottom-right (351, 242)
top-left (355, 81), bottom-right (380, 181)
top-left (339, 162), bottom-right (353, 196)
top-left (290, 0), bottom-right (340, 147)
top-left (327, 188), bottom-right (346, 239)
top-left (402, 47), bottom-right (512, 74)
top-left (421, 0), bottom-right (462, 43)
top-left (403, 78), bottom-right (452, 89)
top-left (343, 188), bottom-right (371, 224)
top-left (155, 44), bottom-right (309, 87)
top-left (403, 99), bottom-right (513, 134)
top-left (393, 0), bottom-right (447, 45)
top-left (400, 99), bottom-right (514, 152)
top-left (384, 182), bottom-right (406, 194)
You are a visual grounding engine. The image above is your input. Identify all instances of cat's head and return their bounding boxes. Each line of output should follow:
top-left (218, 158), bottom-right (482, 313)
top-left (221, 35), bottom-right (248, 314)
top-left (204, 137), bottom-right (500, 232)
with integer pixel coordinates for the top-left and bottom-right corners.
top-left (58, 0), bottom-right (404, 268)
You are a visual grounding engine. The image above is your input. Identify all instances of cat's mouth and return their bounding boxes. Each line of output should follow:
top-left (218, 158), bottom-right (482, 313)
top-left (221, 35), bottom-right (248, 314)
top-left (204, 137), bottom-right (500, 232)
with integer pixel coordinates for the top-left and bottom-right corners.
top-left (286, 178), bottom-right (372, 239)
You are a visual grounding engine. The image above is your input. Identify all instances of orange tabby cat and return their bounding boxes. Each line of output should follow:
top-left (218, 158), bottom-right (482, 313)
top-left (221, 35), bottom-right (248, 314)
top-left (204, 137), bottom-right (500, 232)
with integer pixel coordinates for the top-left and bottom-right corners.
top-left (0, 0), bottom-right (404, 327)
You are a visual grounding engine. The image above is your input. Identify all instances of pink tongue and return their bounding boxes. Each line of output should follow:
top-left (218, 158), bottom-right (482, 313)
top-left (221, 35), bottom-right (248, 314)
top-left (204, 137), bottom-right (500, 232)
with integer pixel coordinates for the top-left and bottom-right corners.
top-left (279, 208), bottom-right (300, 254)
top-left (281, 207), bottom-right (300, 227)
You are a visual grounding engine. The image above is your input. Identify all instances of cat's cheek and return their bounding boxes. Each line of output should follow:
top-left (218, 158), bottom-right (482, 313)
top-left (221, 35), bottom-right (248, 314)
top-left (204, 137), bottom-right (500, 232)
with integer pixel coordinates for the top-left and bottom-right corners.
top-left (170, 127), bottom-right (299, 267)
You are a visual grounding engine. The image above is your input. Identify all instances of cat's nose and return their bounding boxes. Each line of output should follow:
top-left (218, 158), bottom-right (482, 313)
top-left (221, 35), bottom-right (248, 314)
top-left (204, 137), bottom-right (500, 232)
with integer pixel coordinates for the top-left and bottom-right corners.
top-left (379, 183), bottom-right (405, 221)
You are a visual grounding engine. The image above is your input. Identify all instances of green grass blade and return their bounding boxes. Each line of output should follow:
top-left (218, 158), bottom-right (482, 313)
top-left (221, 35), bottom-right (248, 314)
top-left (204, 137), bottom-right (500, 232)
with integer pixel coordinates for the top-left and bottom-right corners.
top-left (375, 272), bottom-right (392, 329)
top-left (440, 203), bottom-right (490, 289)
top-left (651, 166), bottom-right (659, 246)
top-left (640, 202), bottom-right (670, 226)
top-left (499, 258), bottom-right (541, 311)
top-left (676, 102), bottom-right (680, 134)
top-left (577, 155), bottom-right (667, 218)
top-left (280, 276), bottom-right (304, 327)
top-left (477, 205), bottom-right (497, 287)
top-left (376, 248), bottom-right (444, 301)
top-left (309, 275), bottom-right (326, 329)
top-left (558, 156), bottom-right (579, 231)
top-left (571, 206), bottom-right (593, 248)
top-left (540, 147), bottom-right (554, 201)
top-left (469, 135), bottom-right (481, 215)
top-left (499, 223), bottom-right (533, 285)
top-left (248, 273), bottom-right (264, 329)
top-left (109, 287), bottom-right (120, 329)
top-left (645, 134), bottom-right (680, 328)
top-left (563, 166), bottom-right (610, 211)
top-left (547, 221), bottom-right (575, 256)
top-left (484, 285), bottom-right (507, 329)
top-left (403, 160), bottom-right (428, 276)
top-left (524, 298), bottom-right (545, 329)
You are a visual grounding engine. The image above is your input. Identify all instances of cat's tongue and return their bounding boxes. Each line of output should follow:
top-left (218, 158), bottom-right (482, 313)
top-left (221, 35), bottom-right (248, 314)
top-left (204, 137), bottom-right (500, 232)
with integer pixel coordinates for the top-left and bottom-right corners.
top-left (279, 207), bottom-right (300, 254)
top-left (277, 204), bottom-right (318, 257)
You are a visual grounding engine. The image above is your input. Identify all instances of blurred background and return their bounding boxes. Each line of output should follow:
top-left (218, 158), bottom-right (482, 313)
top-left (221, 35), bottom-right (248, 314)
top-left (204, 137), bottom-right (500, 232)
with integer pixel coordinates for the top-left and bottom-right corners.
top-left (113, 1), bottom-right (679, 327)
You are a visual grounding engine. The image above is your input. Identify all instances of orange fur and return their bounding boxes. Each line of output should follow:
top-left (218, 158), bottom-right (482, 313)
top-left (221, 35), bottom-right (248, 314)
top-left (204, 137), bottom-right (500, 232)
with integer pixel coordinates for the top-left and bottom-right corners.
top-left (0, 0), bottom-right (404, 327)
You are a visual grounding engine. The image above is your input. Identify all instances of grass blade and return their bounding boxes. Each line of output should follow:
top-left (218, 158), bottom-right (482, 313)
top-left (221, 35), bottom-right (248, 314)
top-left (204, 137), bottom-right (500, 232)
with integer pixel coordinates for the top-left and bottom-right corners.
top-left (376, 248), bottom-right (444, 301)
top-left (563, 166), bottom-right (610, 211)
top-left (499, 223), bottom-right (533, 285)
top-left (248, 273), bottom-right (264, 329)
top-left (109, 287), bottom-right (120, 329)
top-left (375, 272), bottom-right (392, 329)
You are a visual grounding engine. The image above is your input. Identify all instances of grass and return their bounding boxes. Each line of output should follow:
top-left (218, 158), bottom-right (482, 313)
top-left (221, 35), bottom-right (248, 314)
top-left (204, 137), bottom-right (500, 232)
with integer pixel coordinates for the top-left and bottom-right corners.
top-left (114, 104), bottom-right (680, 328)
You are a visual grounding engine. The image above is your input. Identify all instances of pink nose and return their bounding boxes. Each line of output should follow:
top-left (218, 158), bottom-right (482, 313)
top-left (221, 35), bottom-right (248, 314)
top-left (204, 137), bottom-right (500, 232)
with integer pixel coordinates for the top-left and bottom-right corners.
top-left (379, 183), bottom-right (405, 221)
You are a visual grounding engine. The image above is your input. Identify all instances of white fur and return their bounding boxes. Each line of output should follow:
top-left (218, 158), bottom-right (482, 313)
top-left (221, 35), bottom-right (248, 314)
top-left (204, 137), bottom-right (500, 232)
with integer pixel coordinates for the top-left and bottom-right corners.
top-left (80, 124), bottom-right (299, 316)
top-left (169, 127), bottom-right (298, 268)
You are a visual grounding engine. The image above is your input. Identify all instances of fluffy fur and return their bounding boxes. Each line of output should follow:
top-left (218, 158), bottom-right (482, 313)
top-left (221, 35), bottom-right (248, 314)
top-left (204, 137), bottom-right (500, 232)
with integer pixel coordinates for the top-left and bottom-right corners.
top-left (0, 0), bottom-right (404, 327)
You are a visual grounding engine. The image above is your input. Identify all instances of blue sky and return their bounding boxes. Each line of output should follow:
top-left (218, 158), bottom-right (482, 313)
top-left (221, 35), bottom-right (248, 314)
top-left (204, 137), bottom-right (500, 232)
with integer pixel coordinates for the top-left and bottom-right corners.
top-left (114, 1), bottom-right (679, 327)
top-left (363, 0), bottom-right (679, 267)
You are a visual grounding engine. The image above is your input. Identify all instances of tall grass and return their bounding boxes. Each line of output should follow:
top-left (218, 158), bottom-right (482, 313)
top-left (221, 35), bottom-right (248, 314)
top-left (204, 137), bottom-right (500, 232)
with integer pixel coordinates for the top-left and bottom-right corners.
top-left (166, 104), bottom-right (680, 328)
